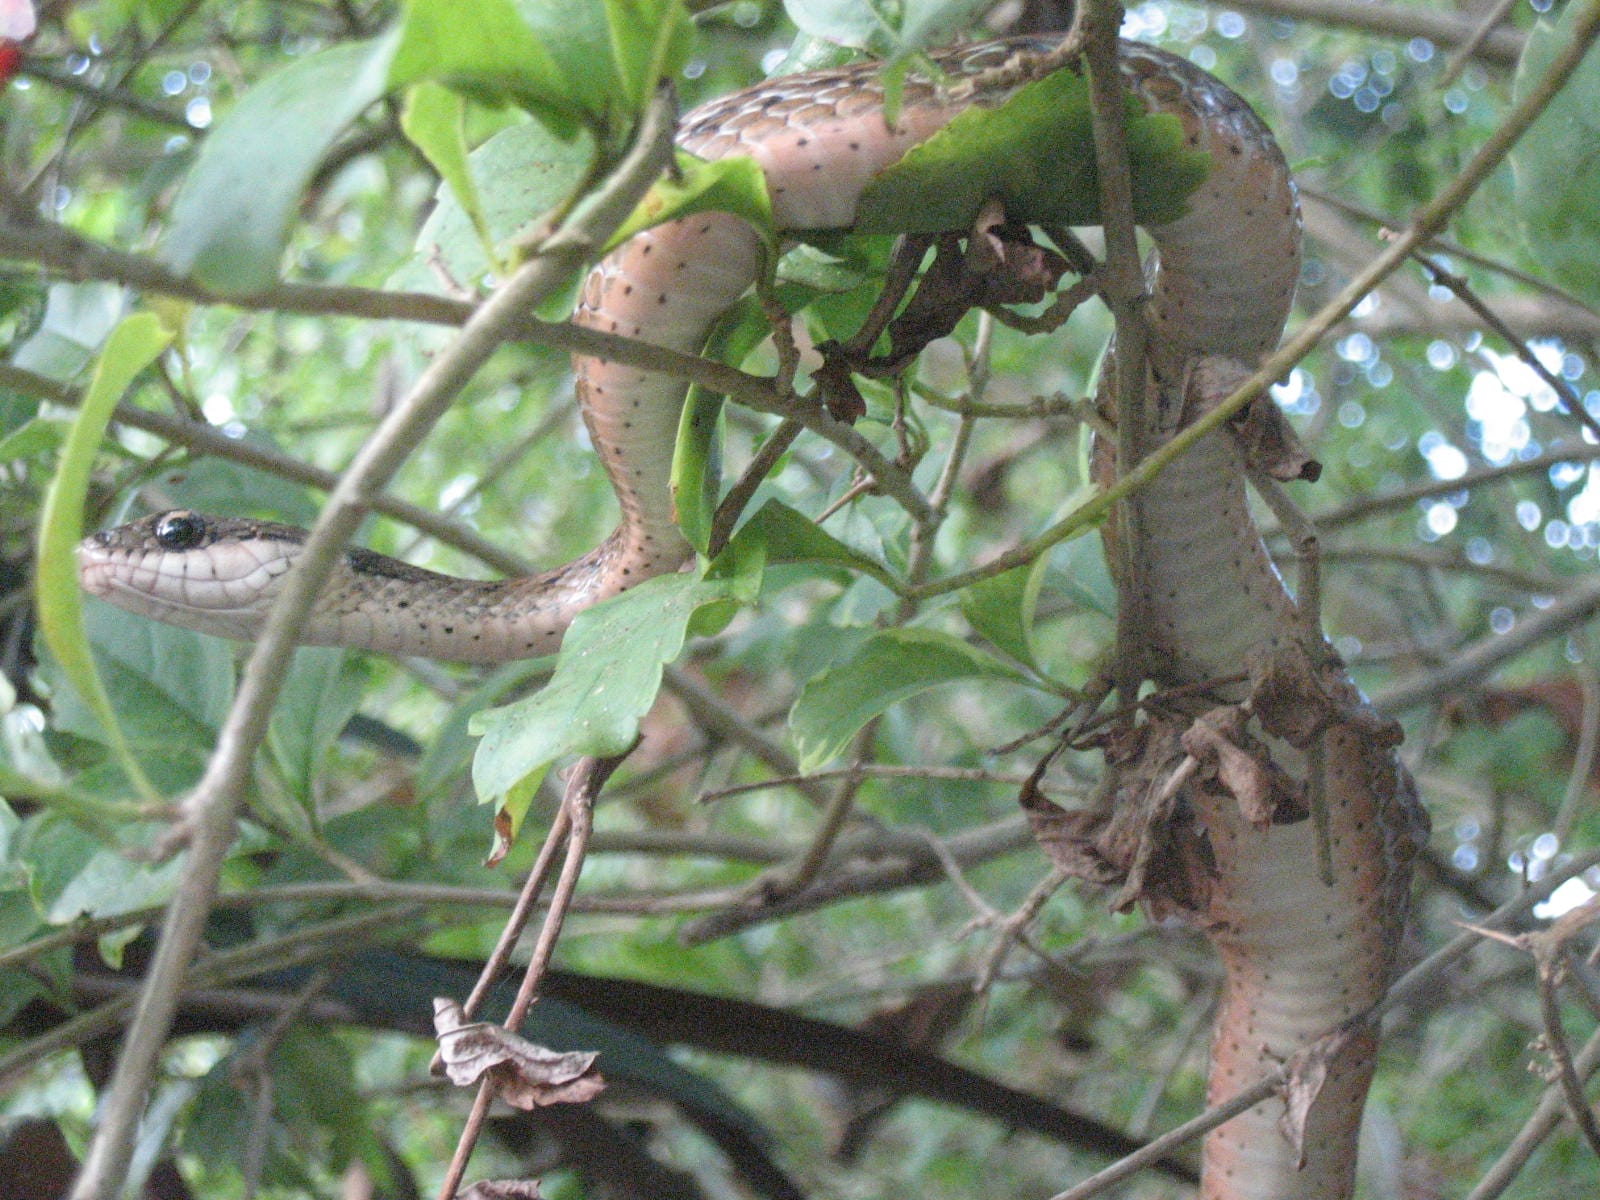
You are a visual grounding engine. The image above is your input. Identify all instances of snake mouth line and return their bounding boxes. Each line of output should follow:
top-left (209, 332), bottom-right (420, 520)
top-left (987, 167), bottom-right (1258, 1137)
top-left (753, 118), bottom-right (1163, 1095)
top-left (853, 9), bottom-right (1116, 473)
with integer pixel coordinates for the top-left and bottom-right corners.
top-left (84, 567), bottom-right (264, 620)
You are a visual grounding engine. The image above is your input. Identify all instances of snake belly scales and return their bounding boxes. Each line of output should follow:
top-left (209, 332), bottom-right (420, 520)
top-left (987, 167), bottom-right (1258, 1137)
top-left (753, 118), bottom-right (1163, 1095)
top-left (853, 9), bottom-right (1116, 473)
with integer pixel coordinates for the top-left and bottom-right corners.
top-left (78, 36), bottom-right (1427, 1200)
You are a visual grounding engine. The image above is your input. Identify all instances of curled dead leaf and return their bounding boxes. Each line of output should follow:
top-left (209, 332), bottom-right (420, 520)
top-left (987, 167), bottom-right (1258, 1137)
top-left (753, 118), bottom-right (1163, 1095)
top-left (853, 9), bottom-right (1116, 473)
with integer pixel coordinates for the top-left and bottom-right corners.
top-left (1279, 1027), bottom-right (1352, 1168)
top-left (457, 1180), bottom-right (544, 1200)
top-left (1181, 706), bottom-right (1299, 828)
top-left (1019, 777), bottom-right (1122, 885)
top-left (433, 998), bottom-right (606, 1109)
top-left (457, 1181), bottom-right (543, 1200)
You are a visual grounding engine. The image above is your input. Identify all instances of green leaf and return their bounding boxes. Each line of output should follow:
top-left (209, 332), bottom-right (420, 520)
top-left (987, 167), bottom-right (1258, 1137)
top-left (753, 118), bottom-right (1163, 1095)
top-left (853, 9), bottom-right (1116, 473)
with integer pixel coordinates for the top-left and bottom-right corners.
top-left (0, 415), bottom-right (68, 461)
top-left (669, 300), bottom-right (773, 555)
top-left (855, 66), bottom-right (1210, 233)
top-left (785, 0), bottom-right (892, 49)
top-left (415, 661), bottom-right (546, 806)
top-left (605, 0), bottom-right (694, 112)
top-left (899, 0), bottom-right (996, 50)
top-left (144, 453), bottom-right (322, 528)
top-left (162, 37), bottom-right (398, 294)
top-left (393, 121), bottom-right (597, 296)
top-left (401, 83), bottom-right (497, 264)
top-left (9, 282), bottom-right (124, 380)
top-left (671, 387), bottom-right (725, 557)
top-left (36, 314), bottom-right (172, 803)
top-left (728, 499), bottom-right (896, 587)
top-left (605, 152), bottom-right (776, 252)
top-left (1511, 5), bottom-right (1600, 306)
top-left (269, 649), bottom-right (364, 808)
top-left (469, 570), bottom-right (749, 814)
top-left (58, 603), bottom-right (235, 739)
top-left (26, 815), bottom-right (183, 923)
top-left (789, 628), bottom-right (1031, 770)
top-left (389, 0), bottom-right (582, 133)
top-left (960, 560), bottom-right (1047, 670)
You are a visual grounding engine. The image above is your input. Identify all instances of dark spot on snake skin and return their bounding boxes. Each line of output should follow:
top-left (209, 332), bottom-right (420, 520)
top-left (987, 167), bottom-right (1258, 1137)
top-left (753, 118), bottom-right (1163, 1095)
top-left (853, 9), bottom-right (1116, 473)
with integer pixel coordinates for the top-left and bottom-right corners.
top-left (699, 222), bottom-right (712, 233)
top-left (443, 625), bottom-right (454, 634)
top-left (849, 141), bottom-right (861, 150)
top-left (812, 162), bottom-right (823, 170)
top-left (397, 600), bottom-right (410, 609)
top-left (676, 260), bottom-right (687, 270)
top-left (796, 136), bottom-right (809, 147)
top-left (623, 284), bottom-right (633, 295)
top-left (658, 293), bottom-right (668, 304)
top-left (641, 243), bottom-right (652, 254)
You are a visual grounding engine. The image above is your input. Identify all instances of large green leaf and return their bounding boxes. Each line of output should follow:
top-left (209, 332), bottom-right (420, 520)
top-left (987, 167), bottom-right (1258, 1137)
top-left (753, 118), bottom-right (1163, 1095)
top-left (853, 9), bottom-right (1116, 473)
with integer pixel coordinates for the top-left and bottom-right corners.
top-left (855, 65), bottom-right (1209, 233)
top-left (25, 814), bottom-right (184, 924)
top-left (470, 566), bottom-right (758, 822)
top-left (388, 0), bottom-right (581, 132)
top-left (785, 0), bottom-right (991, 51)
top-left (604, 0), bottom-right (694, 113)
top-left (960, 560), bottom-right (1047, 671)
top-left (727, 498), bottom-right (896, 587)
top-left (605, 151), bottom-right (775, 252)
top-left (392, 121), bottom-right (597, 296)
top-left (35, 314), bottom-right (173, 802)
top-left (268, 649), bottom-right (365, 809)
top-left (788, 627), bottom-right (1032, 770)
top-left (161, 38), bottom-right (398, 294)
top-left (401, 82), bottom-right (496, 259)
top-left (1511, 4), bottom-right (1600, 306)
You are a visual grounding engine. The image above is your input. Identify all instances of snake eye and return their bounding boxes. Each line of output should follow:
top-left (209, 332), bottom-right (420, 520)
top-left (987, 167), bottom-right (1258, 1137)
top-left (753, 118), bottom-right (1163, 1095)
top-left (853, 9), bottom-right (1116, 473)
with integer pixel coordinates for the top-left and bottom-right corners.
top-left (154, 511), bottom-right (206, 551)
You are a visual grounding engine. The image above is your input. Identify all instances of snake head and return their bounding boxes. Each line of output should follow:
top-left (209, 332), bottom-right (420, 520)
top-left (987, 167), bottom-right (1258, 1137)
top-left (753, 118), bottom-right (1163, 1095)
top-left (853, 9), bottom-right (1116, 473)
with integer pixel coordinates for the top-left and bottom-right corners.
top-left (77, 510), bottom-right (309, 641)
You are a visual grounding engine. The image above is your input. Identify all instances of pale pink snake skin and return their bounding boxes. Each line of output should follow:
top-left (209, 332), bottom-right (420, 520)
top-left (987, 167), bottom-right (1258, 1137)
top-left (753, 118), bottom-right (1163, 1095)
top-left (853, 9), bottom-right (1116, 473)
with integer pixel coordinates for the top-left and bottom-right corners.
top-left (80, 37), bottom-right (1426, 1199)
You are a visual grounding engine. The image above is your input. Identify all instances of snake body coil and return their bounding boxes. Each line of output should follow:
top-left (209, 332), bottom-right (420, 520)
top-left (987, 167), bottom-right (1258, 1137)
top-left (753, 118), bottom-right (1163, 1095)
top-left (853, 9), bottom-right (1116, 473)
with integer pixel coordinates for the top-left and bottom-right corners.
top-left (80, 38), bottom-right (1423, 1200)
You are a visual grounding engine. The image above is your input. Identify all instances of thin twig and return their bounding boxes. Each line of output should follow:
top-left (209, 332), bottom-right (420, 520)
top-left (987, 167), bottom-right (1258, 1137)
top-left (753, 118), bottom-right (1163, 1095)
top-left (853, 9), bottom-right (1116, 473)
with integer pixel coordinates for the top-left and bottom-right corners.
top-left (437, 754), bottom-right (612, 1200)
top-left (1438, 0), bottom-right (1522, 88)
top-left (1374, 572), bottom-right (1600, 714)
top-left (65, 89), bottom-right (682, 1200)
top-left (1412, 251), bottom-right (1600, 440)
top-left (1554, 658), bottom-right (1600, 843)
top-left (1219, 0), bottom-right (1523, 63)
top-left (1300, 441), bottom-right (1600, 535)
top-left (1465, 1022), bottom-right (1600, 1200)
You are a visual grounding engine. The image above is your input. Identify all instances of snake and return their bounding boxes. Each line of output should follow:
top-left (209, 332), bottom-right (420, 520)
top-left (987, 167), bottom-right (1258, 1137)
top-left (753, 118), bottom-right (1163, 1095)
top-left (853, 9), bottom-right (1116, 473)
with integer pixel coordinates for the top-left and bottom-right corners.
top-left (77, 36), bottom-right (1426, 1200)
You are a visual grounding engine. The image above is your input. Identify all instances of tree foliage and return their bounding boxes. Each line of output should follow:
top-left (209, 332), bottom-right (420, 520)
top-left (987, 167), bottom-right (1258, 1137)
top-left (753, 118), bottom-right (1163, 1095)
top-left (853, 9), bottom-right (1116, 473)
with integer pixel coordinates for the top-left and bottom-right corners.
top-left (4, 1), bottom-right (1600, 1198)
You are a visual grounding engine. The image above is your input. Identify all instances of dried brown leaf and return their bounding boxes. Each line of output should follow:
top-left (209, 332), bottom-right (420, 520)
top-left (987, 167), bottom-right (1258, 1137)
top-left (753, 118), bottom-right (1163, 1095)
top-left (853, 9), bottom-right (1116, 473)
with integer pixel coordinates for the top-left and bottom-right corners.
top-left (1279, 1029), bottom-right (1351, 1168)
top-left (1019, 780), bottom-right (1121, 884)
top-left (458, 1181), bottom-right (543, 1200)
top-left (433, 999), bottom-right (606, 1109)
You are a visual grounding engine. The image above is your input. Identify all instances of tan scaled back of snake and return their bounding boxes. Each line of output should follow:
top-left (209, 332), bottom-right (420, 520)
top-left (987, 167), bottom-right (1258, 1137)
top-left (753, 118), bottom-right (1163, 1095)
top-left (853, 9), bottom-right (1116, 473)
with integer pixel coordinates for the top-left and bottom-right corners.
top-left (80, 37), bottom-right (1425, 1199)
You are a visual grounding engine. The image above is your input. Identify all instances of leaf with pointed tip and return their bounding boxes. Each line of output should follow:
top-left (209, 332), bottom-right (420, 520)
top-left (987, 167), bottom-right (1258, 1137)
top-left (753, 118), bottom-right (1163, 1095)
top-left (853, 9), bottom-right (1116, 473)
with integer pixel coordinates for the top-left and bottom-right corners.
top-left (789, 628), bottom-right (1032, 770)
